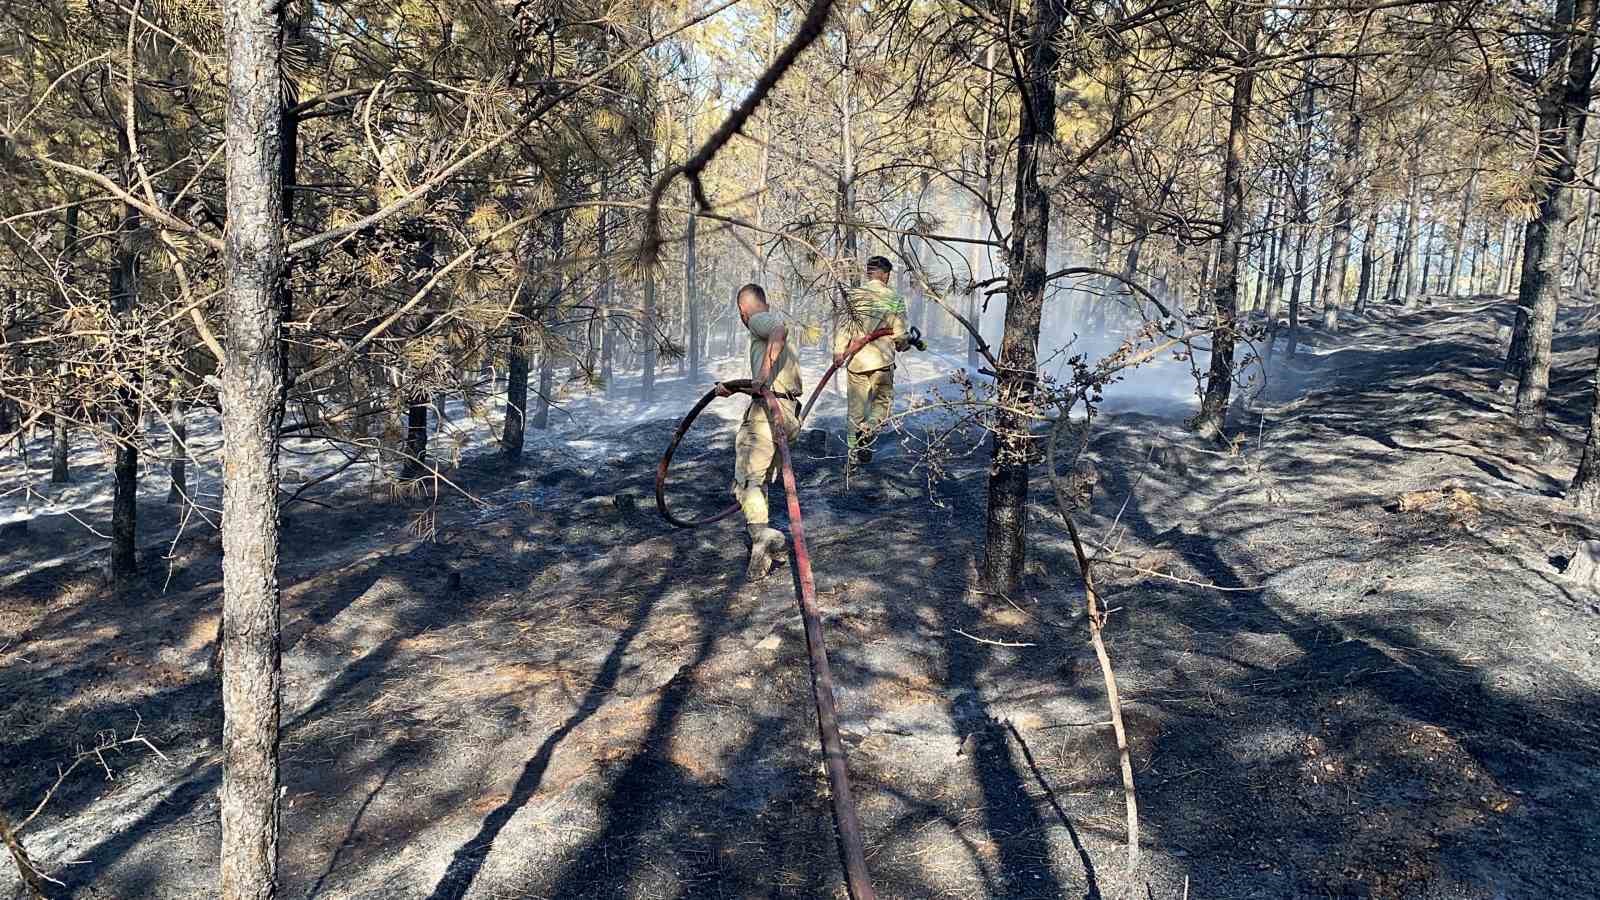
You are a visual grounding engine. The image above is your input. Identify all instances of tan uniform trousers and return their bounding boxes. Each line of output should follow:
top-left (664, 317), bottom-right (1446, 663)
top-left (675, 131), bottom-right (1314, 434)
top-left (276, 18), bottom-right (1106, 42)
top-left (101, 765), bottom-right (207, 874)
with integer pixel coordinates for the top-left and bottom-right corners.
top-left (732, 397), bottom-right (801, 527)
top-left (846, 366), bottom-right (894, 453)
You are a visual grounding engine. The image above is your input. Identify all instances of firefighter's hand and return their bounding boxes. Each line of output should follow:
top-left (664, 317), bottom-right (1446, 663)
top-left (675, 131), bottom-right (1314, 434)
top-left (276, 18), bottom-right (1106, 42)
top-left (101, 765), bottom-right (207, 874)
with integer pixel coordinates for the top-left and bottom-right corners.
top-left (713, 383), bottom-right (734, 398)
top-left (749, 378), bottom-right (769, 395)
top-left (894, 337), bottom-right (911, 352)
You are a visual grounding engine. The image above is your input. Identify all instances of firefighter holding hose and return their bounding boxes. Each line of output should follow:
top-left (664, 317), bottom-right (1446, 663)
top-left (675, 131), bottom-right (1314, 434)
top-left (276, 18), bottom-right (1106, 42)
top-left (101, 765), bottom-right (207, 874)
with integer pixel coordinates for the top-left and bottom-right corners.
top-left (717, 283), bottom-right (803, 579)
top-left (834, 255), bottom-right (911, 470)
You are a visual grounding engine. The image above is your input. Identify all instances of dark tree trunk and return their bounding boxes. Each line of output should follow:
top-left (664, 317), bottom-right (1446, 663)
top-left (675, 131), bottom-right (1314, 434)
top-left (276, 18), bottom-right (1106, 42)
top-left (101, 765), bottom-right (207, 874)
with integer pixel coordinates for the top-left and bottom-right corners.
top-left (686, 193), bottom-right (701, 380)
top-left (402, 397), bottom-right (429, 477)
top-left (218, 0), bottom-right (288, 896)
top-left (1512, 0), bottom-right (1597, 429)
top-left (534, 211), bottom-right (565, 429)
top-left (167, 398), bottom-right (188, 504)
top-left (598, 205), bottom-right (615, 391)
top-left (641, 266), bottom-right (658, 402)
top-left (1193, 6), bottom-right (1259, 439)
top-left (981, 0), bottom-right (1066, 594)
top-left (501, 226), bottom-right (538, 460)
top-left (1572, 338), bottom-right (1600, 510)
top-left (1354, 206), bottom-right (1380, 314)
top-left (1284, 222), bottom-right (1310, 359)
top-left (109, 415), bottom-right (138, 581)
top-left (109, 213), bottom-right (140, 586)
top-left (51, 203), bottom-right (80, 483)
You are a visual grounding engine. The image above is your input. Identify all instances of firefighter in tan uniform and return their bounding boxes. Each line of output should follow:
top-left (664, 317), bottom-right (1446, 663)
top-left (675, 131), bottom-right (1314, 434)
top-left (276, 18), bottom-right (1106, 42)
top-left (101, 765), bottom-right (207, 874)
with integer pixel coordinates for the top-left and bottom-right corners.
top-left (718, 283), bottom-right (803, 579)
top-left (833, 256), bottom-right (910, 469)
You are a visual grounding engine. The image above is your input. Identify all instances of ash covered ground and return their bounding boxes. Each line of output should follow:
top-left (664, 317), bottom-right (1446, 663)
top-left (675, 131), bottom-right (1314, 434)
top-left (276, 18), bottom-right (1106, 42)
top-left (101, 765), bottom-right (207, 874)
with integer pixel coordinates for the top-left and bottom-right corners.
top-left (4, 299), bottom-right (1600, 899)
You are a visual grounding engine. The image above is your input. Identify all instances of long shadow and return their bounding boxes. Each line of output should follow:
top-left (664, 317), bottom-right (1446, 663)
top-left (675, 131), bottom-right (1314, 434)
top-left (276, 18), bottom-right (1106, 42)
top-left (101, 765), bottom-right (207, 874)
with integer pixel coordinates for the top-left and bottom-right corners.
top-left (534, 587), bottom-right (733, 899)
top-left (423, 566), bottom-right (677, 900)
top-left (1093, 400), bottom-right (1600, 893)
top-left (940, 590), bottom-right (1069, 897)
top-left (305, 755), bottom-right (404, 898)
top-left (54, 558), bottom-right (465, 891)
top-left (1006, 722), bottom-right (1102, 900)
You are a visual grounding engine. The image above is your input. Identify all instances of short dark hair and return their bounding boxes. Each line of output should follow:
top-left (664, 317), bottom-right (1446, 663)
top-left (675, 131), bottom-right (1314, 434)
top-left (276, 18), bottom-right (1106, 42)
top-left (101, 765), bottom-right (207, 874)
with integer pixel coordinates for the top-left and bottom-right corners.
top-left (736, 283), bottom-right (767, 304)
top-left (866, 256), bottom-right (893, 273)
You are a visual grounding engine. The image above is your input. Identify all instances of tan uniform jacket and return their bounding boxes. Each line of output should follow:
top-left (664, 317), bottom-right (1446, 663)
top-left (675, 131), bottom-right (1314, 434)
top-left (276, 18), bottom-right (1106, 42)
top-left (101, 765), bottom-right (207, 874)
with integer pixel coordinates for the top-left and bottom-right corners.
top-left (746, 310), bottom-right (802, 396)
top-left (833, 280), bottom-right (908, 374)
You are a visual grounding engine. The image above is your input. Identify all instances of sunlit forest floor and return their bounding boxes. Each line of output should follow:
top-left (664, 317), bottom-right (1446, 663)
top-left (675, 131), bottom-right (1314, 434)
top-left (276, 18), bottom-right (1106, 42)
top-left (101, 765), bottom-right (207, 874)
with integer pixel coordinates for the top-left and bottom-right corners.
top-left (5, 297), bottom-right (1600, 899)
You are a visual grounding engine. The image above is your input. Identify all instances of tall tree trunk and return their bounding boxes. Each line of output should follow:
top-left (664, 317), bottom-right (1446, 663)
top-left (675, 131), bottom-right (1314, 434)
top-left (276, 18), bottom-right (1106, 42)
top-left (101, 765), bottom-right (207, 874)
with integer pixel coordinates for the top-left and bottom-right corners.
top-left (167, 397), bottom-right (187, 504)
top-left (1322, 98), bottom-right (1363, 330)
top-left (1472, 218), bottom-right (1491, 294)
top-left (1193, 7), bottom-right (1260, 439)
top-left (1512, 0), bottom-right (1597, 428)
top-left (641, 265), bottom-right (658, 402)
top-left (502, 227), bottom-right (538, 459)
top-left (534, 212), bottom-right (565, 429)
top-left (1354, 206), bottom-right (1380, 314)
top-left (108, 193), bottom-right (140, 585)
top-left (1284, 221), bottom-right (1311, 359)
top-left (749, 11), bottom-right (777, 281)
top-left (1388, 174), bottom-right (1421, 303)
top-left (981, 0), bottom-right (1066, 593)
top-left (1265, 192), bottom-right (1289, 322)
top-left (1399, 174), bottom-right (1425, 305)
top-left (402, 397), bottom-right (429, 476)
top-left (51, 203), bottom-right (79, 484)
top-left (1446, 152), bottom-right (1482, 297)
top-left (218, 0), bottom-right (288, 895)
top-left (1308, 227), bottom-right (1329, 324)
top-left (1496, 218), bottom-right (1517, 296)
top-left (599, 203), bottom-right (615, 391)
top-left (685, 189), bottom-right (701, 380)
top-left (1419, 217), bottom-right (1440, 299)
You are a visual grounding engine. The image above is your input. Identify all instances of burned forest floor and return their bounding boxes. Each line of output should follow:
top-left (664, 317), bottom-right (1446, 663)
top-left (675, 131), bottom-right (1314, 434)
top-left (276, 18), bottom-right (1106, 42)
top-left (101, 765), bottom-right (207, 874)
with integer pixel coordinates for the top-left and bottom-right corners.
top-left (5, 297), bottom-right (1600, 899)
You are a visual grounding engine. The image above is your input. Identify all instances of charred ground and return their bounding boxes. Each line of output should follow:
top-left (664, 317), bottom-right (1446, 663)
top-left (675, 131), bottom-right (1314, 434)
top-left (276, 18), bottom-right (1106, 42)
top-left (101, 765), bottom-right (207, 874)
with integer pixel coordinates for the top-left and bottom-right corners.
top-left (4, 298), bottom-right (1600, 899)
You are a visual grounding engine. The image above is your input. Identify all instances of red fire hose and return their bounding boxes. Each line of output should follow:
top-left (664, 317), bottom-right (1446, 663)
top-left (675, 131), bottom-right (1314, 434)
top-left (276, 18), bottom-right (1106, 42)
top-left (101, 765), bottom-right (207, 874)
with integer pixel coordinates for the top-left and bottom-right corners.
top-left (653, 327), bottom-right (895, 900)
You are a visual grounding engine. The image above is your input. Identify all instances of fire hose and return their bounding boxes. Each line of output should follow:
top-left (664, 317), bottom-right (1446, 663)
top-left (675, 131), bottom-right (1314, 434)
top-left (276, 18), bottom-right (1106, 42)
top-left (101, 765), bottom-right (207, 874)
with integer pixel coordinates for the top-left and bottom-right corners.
top-left (653, 325), bottom-right (908, 900)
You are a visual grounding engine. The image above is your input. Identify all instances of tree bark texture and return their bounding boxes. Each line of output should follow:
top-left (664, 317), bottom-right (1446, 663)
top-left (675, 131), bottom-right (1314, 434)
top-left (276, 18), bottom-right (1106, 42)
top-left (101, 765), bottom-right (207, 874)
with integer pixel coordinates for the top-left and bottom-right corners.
top-left (1513, 0), bottom-right (1597, 429)
top-left (218, 0), bottom-right (288, 896)
top-left (1322, 97), bottom-right (1363, 330)
top-left (501, 225), bottom-right (539, 459)
top-left (1193, 6), bottom-right (1259, 440)
top-left (1446, 152), bottom-right (1481, 296)
top-left (167, 398), bottom-right (188, 504)
top-left (1354, 207), bottom-right (1379, 314)
top-left (981, 0), bottom-right (1066, 594)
